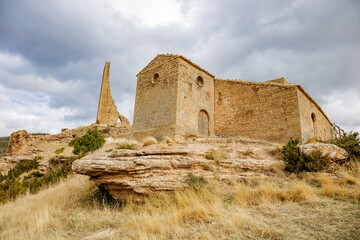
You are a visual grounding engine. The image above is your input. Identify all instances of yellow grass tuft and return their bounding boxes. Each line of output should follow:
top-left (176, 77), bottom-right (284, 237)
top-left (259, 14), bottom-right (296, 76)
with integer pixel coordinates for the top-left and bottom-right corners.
top-left (185, 132), bottom-right (200, 138)
top-left (142, 136), bottom-right (158, 146)
top-left (205, 149), bottom-right (229, 164)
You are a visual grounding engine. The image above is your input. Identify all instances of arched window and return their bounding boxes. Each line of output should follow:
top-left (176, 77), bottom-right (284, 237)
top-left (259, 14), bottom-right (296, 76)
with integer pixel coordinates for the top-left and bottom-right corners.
top-left (198, 110), bottom-right (209, 136)
top-left (311, 113), bottom-right (316, 137)
top-left (197, 76), bottom-right (204, 87)
top-left (152, 73), bottom-right (159, 83)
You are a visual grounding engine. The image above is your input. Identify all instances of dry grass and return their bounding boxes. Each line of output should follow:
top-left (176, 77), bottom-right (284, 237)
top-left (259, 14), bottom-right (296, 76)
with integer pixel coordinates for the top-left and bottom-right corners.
top-left (185, 132), bottom-right (200, 138)
top-left (158, 144), bottom-right (168, 149)
top-left (1, 164), bottom-right (360, 239)
top-left (162, 136), bottom-right (174, 144)
top-left (142, 136), bottom-right (158, 146)
top-left (205, 149), bottom-right (229, 164)
top-left (267, 146), bottom-right (282, 159)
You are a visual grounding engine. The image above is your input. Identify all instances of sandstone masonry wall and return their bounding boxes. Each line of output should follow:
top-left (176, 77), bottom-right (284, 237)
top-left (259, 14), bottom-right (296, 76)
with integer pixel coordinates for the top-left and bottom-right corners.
top-left (133, 56), bottom-right (179, 138)
top-left (176, 58), bottom-right (215, 136)
top-left (297, 87), bottom-right (332, 142)
top-left (214, 80), bottom-right (302, 142)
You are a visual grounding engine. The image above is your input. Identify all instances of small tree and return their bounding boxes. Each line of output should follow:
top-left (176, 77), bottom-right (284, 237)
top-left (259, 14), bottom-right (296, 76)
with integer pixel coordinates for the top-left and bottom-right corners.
top-left (72, 128), bottom-right (105, 155)
top-left (334, 131), bottom-right (360, 161)
top-left (282, 139), bottom-right (329, 173)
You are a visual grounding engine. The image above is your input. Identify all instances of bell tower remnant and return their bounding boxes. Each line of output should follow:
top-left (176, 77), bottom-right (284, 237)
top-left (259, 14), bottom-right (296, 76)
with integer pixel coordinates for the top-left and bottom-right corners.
top-left (96, 61), bottom-right (128, 124)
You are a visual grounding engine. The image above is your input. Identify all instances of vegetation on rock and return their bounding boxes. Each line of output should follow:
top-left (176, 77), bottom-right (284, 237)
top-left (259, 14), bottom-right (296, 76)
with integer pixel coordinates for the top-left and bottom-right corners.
top-left (206, 148), bottom-right (229, 164)
top-left (0, 155), bottom-right (82, 204)
top-left (72, 128), bottom-right (105, 155)
top-left (282, 139), bottom-right (329, 173)
top-left (334, 131), bottom-right (360, 161)
top-left (142, 136), bottom-right (158, 146)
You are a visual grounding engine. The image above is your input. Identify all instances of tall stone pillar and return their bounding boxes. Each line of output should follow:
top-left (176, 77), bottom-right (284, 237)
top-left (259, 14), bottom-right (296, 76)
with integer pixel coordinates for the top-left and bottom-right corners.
top-left (96, 62), bottom-right (120, 124)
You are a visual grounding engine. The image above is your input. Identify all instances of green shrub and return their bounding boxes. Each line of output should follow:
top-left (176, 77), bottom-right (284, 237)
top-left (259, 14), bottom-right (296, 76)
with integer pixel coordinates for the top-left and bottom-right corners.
top-left (6, 156), bottom-right (40, 179)
top-left (54, 147), bottom-right (65, 154)
top-left (334, 131), bottom-right (360, 160)
top-left (187, 173), bottom-right (207, 190)
top-left (72, 128), bottom-right (105, 155)
top-left (0, 154), bottom-right (83, 204)
top-left (282, 139), bottom-right (329, 173)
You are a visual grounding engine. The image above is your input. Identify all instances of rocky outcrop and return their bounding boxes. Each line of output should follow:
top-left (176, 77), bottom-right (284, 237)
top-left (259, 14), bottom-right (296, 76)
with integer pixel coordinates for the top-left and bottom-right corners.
top-left (6, 130), bottom-right (33, 156)
top-left (300, 143), bottom-right (349, 162)
top-left (72, 142), bottom-right (281, 202)
top-left (0, 124), bottom-right (133, 175)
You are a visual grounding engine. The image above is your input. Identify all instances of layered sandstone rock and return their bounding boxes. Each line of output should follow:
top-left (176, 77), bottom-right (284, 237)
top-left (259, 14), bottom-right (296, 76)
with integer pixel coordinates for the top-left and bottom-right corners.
top-left (6, 130), bottom-right (33, 156)
top-left (300, 143), bottom-right (349, 162)
top-left (73, 138), bottom-right (282, 202)
top-left (0, 124), bottom-right (132, 175)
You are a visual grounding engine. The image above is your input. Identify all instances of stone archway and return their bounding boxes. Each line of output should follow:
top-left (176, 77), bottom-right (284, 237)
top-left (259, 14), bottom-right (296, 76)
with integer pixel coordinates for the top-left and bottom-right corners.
top-left (198, 110), bottom-right (209, 136)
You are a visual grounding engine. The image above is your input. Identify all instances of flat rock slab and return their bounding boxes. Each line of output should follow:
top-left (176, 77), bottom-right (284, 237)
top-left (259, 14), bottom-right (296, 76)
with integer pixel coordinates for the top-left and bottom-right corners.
top-left (72, 148), bottom-right (280, 202)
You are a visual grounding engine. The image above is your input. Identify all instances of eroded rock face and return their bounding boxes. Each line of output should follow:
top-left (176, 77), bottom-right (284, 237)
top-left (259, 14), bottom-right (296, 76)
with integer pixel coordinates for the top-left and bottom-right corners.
top-left (72, 141), bottom-right (281, 202)
top-left (300, 143), bottom-right (349, 162)
top-left (6, 130), bottom-right (33, 156)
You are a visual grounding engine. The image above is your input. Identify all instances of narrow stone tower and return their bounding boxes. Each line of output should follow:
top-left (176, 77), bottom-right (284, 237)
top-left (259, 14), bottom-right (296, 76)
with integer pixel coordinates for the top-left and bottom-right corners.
top-left (96, 61), bottom-right (120, 124)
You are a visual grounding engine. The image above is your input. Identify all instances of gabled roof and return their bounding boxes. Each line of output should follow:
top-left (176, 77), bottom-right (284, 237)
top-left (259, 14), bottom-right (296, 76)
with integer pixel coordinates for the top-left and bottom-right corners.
top-left (137, 54), bottom-right (215, 78)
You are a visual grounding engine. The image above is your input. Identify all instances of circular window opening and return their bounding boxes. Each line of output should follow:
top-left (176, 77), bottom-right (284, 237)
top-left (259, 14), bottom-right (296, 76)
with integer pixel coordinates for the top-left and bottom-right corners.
top-left (197, 76), bottom-right (204, 87)
top-left (152, 73), bottom-right (159, 83)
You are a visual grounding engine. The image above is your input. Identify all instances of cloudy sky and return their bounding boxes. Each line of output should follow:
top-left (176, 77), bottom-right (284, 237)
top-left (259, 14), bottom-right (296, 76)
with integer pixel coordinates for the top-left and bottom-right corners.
top-left (0, 0), bottom-right (359, 136)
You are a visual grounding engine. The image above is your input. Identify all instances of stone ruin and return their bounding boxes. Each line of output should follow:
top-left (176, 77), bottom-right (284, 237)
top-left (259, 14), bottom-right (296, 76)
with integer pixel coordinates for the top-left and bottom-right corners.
top-left (96, 61), bottom-right (129, 125)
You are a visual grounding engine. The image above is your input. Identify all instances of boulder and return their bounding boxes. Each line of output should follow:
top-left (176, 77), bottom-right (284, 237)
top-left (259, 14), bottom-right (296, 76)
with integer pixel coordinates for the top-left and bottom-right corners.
top-left (300, 143), bottom-right (348, 162)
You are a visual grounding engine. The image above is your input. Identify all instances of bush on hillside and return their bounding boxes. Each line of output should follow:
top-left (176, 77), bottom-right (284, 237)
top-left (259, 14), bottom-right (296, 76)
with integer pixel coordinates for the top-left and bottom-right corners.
top-left (282, 139), bottom-right (329, 173)
top-left (0, 155), bottom-right (82, 204)
top-left (334, 131), bottom-right (360, 160)
top-left (72, 128), bottom-right (105, 155)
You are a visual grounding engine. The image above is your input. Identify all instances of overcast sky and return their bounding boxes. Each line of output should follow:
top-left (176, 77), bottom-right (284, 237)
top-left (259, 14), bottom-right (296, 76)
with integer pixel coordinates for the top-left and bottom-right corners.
top-left (0, 0), bottom-right (359, 136)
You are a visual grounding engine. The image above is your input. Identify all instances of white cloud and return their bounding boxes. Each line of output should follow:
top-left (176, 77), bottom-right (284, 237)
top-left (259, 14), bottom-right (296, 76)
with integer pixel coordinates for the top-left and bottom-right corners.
top-left (0, 84), bottom-right (88, 136)
top-left (322, 89), bottom-right (360, 132)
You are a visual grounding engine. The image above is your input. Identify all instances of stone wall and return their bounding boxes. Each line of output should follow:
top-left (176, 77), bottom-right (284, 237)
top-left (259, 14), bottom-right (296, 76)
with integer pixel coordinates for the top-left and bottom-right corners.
top-left (214, 79), bottom-right (302, 142)
top-left (133, 56), bottom-right (179, 137)
top-left (297, 87), bottom-right (333, 143)
top-left (176, 58), bottom-right (215, 136)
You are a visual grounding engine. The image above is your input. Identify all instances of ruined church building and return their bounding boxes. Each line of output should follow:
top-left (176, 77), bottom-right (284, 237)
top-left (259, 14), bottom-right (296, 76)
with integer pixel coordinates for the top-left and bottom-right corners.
top-left (98, 54), bottom-right (333, 143)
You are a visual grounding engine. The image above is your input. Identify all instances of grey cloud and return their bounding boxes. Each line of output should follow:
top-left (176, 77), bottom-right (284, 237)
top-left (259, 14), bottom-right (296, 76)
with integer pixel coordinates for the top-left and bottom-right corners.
top-left (0, 0), bottom-right (359, 135)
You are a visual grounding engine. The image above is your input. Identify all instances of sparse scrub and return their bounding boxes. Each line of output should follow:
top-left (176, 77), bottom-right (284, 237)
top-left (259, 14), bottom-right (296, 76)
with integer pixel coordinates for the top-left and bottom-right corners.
top-left (72, 128), bottom-right (105, 155)
top-left (187, 173), bottom-right (207, 190)
top-left (206, 149), bottom-right (229, 164)
top-left (334, 131), bottom-right (360, 160)
top-left (142, 136), bottom-right (158, 146)
top-left (267, 146), bottom-right (282, 159)
top-left (54, 147), bottom-right (64, 154)
top-left (242, 148), bottom-right (254, 156)
top-left (282, 139), bottom-right (329, 173)
top-left (185, 132), bottom-right (200, 138)
top-left (117, 139), bottom-right (139, 150)
top-left (1, 167), bottom-right (360, 239)
top-left (0, 155), bottom-right (82, 204)
top-left (106, 149), bottom-right (113, 152)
